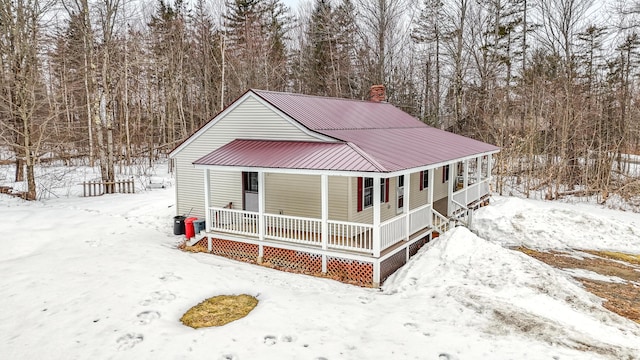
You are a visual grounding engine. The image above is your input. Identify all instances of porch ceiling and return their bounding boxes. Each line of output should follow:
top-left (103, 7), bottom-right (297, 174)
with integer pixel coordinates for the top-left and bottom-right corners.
top-left (193, 139), bottom-right (385, 172)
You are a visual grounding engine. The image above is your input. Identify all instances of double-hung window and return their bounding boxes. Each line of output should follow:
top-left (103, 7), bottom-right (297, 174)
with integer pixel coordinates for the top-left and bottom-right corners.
top-left (421, 170), bottom-right (429, 190)
top-left (363, 177), bottom-right (374, 208)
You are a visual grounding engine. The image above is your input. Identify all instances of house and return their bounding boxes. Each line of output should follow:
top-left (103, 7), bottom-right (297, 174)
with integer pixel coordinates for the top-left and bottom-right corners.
top-left (169, 86), bottom-right (499, 286)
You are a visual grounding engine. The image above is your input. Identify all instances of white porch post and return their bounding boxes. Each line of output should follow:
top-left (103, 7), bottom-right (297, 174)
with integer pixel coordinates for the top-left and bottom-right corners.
top-left (373, 175), bottom-right (381, 258)
top-left (463, 160), bottom-right (469, 205)
top-left (203, 169), bottom-right (212, 252)
top-left (428, 169), bottom-right (434, 206)
top-left (487, 155), bottom-right (493, 182)
top-left (404, 173), bottom-right (410, 241)
top-left (476, 156), bottom-right (482, 182)
top-left (258, 171), bottom-right (265, 241)
top-left (447, 164), bottom-right (453, 216)
top-left (203, 169), bottom-right (211, 232)
top-left (321, 174), bottom-right (328, 273)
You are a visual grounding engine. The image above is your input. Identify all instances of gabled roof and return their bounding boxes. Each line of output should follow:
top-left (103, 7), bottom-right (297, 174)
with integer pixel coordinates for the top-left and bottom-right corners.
top-left (188, 89), bottom-right (499, 173)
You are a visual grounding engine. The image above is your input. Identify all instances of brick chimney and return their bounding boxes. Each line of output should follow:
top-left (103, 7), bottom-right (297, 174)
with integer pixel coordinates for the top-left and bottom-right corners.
top-left (369, 85), bottom-right (385, 102)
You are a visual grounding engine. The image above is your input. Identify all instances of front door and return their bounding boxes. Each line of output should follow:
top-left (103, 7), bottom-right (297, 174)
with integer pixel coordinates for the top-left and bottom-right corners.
top-left (243, 172), bottom-right (258, 212)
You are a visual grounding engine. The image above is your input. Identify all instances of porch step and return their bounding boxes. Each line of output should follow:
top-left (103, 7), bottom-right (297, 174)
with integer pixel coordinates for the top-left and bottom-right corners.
top-left (186, 233), bottom-right (207, 247)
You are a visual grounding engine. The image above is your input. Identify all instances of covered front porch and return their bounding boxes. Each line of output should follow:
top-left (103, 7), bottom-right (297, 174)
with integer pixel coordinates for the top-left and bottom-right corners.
top-left (200, 165), bottom-right (449, 252)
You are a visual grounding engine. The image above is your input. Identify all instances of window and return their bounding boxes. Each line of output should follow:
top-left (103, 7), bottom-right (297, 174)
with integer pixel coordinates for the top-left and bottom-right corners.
top-left (358, 177), bottom-right (388, 211)
top-left (420, 170), bottom-right (429, 190)
top-left (243, 172), bottom-right (258, 192)
top-left (442, 165), bottom-right (450, 183)
top-left (363, 177), bottom-right (374, 208)
top-left (397, 175), bottom-right (404, 213)
top-left (481, 155), bottom-right (489, 179)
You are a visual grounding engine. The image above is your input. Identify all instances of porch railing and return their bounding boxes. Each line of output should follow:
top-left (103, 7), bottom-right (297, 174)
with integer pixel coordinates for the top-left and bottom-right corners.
top-left (210, 207), bottom-right (258, 237)
top-left (432, 209), bottom-right (451, 234)
top-left (209, 203), bottom-right (440, 256)
top-left (380, 215), bottom-right (407, 251)
top-left (328, 220), bottom-right (373, 253)
top-left (264, 213), bottom-right (321, 246)
top-left (452, 179), bottom-right (490, 207)
top-left (409, 204), bottom-right (432, 234)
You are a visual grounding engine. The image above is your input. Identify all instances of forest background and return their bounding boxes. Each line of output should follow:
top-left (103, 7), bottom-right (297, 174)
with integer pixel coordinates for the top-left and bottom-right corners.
top-left (1, 0), bottom-right (640, 203)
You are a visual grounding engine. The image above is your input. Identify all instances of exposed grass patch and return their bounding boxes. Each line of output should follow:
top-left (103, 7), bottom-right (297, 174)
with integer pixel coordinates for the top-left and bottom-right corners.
top-left (517, 247), bottom-right (640, 282)
top-left (517, 247), bottom-right (640, 323)
top-left (584, 250), bottom-right (640, 266)
top-left (181, 294), bottom-right (258, 329)
top-left (579, 279), bottom-right (640, 323)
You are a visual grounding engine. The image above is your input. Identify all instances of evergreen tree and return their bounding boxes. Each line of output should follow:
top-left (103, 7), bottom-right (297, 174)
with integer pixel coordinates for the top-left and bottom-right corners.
top-left (223, 0), bottom-right (291, 99)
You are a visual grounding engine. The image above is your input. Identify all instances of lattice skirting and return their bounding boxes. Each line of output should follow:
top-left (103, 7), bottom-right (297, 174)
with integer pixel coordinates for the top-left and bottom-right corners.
top-left (326, 256), bottom-right (373, 287)
top-left (409, 234), bottom-right (431, 258)
top-left (194, 238), bottom-right (208, 248)
top-left (380, 250), bottom-right (407, 284)
top-left (187, 237), bottom-right (384, 287)
top-left (262, 246), bottom-right (322, 274)
top-left (209, 238), bottom-right (259, 262)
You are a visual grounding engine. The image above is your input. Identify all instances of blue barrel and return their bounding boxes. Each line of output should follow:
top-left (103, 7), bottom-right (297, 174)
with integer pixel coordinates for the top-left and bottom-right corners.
top-left (193, 219), bottom-right (206, 234)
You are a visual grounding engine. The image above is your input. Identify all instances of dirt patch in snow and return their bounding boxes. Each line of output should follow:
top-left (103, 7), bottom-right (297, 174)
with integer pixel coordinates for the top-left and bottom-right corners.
top-left (518, 247), bottom-right (640, 323)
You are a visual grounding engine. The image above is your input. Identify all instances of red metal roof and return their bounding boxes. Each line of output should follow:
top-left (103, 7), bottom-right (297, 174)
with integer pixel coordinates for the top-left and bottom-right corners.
top-left (193, 90), bottom-right (499, 172)
top-left (322, 128), bottom-right (499, 171)
top-left (253, 90), bottom-right (423, 130)
top-left (194, 140), bottom-right (385, 172)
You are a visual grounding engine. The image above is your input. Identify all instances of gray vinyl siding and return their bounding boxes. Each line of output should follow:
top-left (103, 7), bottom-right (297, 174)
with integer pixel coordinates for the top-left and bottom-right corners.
top-left (174, 96), bottom-right (318, 217)
top-left (263, 174), bottom-right (348, 220)
top-left (349, 171), bottom-right (434, 225)
top-left (349, 176), bottom-right (396, 225)
top-left (409, 171), bottom-right (429, 210)
top-left (433, 166), bottom-right (449, 202)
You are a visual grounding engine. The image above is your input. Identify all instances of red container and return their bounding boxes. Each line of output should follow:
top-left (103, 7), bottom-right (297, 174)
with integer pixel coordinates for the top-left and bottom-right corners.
top-left (184, 217), bottom-right (198, 239)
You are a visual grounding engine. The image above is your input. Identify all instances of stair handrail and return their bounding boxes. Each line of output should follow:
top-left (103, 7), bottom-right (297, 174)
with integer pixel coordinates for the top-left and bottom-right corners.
top-left (431, 208), bottom-right (452, 234)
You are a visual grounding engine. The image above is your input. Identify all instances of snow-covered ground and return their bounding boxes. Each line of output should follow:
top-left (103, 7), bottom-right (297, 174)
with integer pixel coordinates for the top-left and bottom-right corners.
top-left (1, 165), bottom-right (640, 359)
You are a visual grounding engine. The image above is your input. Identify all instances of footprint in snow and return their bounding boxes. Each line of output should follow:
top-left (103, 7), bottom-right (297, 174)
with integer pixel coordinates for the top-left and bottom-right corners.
top-left (438, 353), bottom-right (451, 360)
top-left (85, 239), bottom-right (101, 247)
top-left (116, 333), bottom-right (144, 350)
top-left (140, 290), bottom-right (176, 306)
top-left (403, 322), bottom-right (419, 330)
top-left (135, 310), bottom-right (161, 325)
top-left (358, 296), bottom-right (372, 304)
top-left (219, 354), bottom-right (239, 360)
top-left (280, 335), bottom-right (294, 343)
top-left (263, 335), bottom-right (277, 346)
top-left (159, 272), bottom-right (182, 282)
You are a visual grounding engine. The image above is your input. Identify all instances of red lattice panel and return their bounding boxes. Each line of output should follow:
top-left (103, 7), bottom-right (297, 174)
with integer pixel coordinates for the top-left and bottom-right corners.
top-left (194, 238), bottom-right (208, 248)
top-left (326, 257), bottom-right (373, 287)
top-left (380, 250), bottom-right (407, 285)
top-left (408, 235), bottom-right (431, 258)
top-left (262, 247), bottom-right (322, 274)
top-left (209, 238), bottom-right (259, 262)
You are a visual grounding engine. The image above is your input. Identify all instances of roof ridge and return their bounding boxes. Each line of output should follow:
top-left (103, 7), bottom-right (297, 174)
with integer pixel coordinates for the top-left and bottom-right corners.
top-left (232, 138), bottom-right (339, 144)
top-left (346, 142), bottom-right (387, 172)
top-left (251, 88), bottom-right (389, 105)
top-left (316, 125), bottom-right (431, 131)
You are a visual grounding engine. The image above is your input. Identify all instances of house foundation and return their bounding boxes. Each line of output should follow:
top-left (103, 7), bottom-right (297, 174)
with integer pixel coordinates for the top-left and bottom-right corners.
top-left (190, 232), bottom-right (432, 287)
